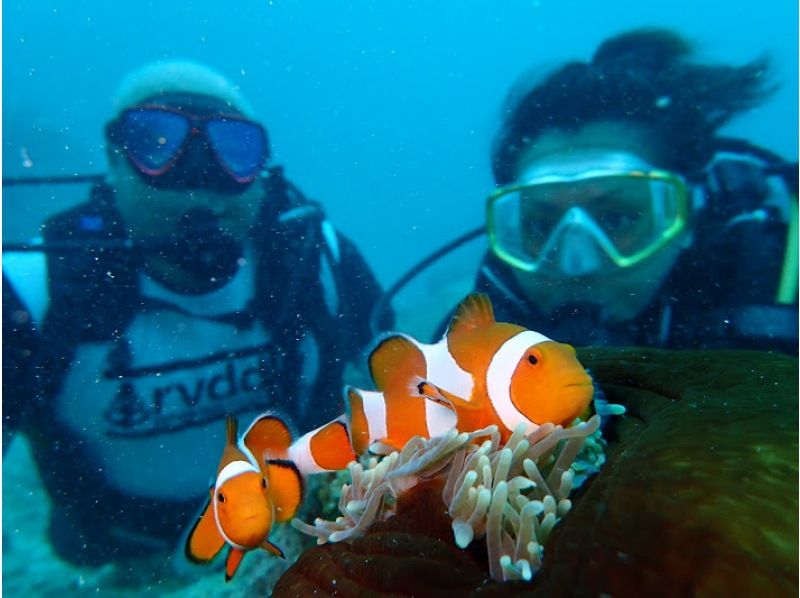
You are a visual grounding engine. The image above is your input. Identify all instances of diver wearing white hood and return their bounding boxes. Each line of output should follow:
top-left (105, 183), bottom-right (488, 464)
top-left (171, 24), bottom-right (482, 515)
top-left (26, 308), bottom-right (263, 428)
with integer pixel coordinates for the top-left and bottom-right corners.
top-left (3, 60), bottom-right (391, 567)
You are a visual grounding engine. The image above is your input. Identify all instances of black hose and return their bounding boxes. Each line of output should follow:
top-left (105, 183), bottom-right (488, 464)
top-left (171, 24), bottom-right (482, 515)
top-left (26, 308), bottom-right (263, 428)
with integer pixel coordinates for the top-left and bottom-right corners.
top-left (2, 239), bottom-right (136, 253)
top-left (2, 173), bottom-right (105, 187)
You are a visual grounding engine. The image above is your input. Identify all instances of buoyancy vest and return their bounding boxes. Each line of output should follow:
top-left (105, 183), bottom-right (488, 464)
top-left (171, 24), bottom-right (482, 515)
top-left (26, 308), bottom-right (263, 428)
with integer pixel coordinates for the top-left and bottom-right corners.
top-left (17, 167), bottom-right (389, 564)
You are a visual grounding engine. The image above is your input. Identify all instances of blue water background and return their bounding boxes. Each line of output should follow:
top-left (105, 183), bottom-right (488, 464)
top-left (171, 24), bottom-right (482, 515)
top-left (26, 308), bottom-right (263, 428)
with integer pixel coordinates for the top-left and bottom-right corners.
top-left (3, 0), bottom-right (798, 292)
top-left (1, 2), bottom-right (798, 593)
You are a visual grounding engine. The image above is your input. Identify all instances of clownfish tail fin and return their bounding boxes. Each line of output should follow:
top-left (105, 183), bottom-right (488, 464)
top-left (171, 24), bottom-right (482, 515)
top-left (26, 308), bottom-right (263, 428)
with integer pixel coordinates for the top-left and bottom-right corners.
top-left (243, 413), bottom-right (294, 462)
top-left (306, 419), bottom-right (357, 471)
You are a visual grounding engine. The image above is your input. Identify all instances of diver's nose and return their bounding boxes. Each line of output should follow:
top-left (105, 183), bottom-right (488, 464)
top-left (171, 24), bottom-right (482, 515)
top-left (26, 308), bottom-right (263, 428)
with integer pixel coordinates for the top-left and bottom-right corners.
top-left (557, 226), bottom-right (603, 276)
top-left (175, 134), bottom-right (216, 189)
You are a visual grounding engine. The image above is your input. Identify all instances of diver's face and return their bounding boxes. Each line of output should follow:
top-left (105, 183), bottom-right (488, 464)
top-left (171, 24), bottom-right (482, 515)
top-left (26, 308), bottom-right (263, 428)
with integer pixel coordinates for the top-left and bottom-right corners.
top-left (109, 157), bottom-right (261, 243)
top-left (107, 95), bottom-right (263, 293)
top-left (509, 121), bottom-right (690, 322)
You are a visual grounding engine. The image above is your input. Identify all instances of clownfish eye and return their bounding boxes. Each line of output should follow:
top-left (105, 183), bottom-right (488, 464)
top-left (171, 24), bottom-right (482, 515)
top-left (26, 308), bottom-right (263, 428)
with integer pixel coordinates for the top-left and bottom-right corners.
top-left (217, 492), bottom-right (225, 503)
top-left (528, 354), bottom-right (539, 365)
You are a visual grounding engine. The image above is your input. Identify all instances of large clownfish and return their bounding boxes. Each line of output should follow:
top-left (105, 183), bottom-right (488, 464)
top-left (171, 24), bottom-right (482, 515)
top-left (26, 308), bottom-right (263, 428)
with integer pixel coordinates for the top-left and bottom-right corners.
top-left (285, 293), bottom-right (595, 476)
top-left (185, 414), bottom-right (303, 581)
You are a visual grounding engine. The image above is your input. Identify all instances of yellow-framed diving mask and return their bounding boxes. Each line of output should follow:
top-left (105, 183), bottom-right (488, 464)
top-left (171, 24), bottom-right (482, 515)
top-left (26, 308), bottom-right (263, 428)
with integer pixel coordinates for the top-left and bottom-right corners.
top-left (487, 153), bottom-right (689, 276)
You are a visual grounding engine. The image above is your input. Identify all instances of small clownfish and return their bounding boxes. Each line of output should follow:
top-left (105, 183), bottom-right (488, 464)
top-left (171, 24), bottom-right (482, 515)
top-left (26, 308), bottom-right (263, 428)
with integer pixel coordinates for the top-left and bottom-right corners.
top-left (285, 293), bottom-right (595, 476)
top-left (185, 414), bottom-right (303, 581)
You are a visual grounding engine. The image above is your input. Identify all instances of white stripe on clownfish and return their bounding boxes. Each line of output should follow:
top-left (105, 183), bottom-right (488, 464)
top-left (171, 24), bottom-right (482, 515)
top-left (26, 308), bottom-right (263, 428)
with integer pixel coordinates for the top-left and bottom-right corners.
top-left (287, 416), bottom-right (351, 475)
top-left (486, 330), bottom-right (550, 434)
top-left (359, 389), bottom-right (388, 445)
top-left (213, 459), bottom-right (261, 551)
top-left (287, 428), bottom-right (326, 475)
top-left (424, 396), bottom-right (459, 437)
top-left (408, 335), bottom-right (474, 402)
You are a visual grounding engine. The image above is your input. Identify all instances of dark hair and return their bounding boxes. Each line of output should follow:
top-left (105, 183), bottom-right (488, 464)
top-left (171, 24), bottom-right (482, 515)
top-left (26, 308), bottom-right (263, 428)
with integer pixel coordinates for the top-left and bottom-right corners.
top-left (491, 28), bottom-right (775, 184)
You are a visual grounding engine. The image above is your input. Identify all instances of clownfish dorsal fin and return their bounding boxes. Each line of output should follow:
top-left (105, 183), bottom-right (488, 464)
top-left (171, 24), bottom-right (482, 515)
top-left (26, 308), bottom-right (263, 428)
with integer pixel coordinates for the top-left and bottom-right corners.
top-left (368, 334), bottom-right (427, 393)
top-left (224, 547), bottom-right (246, 582)
top-left (226, 414), bottom-right (239, 446)
top-left (243, 414), bottom-right (293, 463)
top-left (265, 458), bottom-right (304, 523)
top-left (185, 491), bottom-right (226, 564)
top-left (446, 294), bottom-right (496, 372)
top-left (447, 293), bottom-right (496, 341)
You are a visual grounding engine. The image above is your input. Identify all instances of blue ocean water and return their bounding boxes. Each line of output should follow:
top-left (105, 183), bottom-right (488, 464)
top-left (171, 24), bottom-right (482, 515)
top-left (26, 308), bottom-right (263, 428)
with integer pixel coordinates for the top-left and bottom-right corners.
top-left (2, 1), bottom-right (797, 595)
top-left (3, 1), bottom-right (797, 288)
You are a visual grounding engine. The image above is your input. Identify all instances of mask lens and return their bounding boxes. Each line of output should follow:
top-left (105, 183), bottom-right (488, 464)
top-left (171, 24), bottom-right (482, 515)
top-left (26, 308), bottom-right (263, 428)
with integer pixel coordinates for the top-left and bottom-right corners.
top-left (589, 176), bottom-right (680, 254)
top-left (206, 118), bottom-right (268, 182)
top-left (119, 109), bottom-right (190, 174)
top-left (490, 189), bottom-right (544, 267)
top-left (489, 173), bottom-right (685, 271)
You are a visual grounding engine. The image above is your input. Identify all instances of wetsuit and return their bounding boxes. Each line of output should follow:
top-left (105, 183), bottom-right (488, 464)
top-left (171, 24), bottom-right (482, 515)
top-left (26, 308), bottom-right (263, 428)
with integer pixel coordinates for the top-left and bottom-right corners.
top-left (2, 174), bottom-right (391, 565)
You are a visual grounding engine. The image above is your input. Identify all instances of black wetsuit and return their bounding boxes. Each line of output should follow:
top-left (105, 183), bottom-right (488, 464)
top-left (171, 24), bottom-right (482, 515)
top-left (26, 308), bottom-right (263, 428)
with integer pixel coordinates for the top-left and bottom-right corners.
top-left (2, 171), bottom-right (392, 566)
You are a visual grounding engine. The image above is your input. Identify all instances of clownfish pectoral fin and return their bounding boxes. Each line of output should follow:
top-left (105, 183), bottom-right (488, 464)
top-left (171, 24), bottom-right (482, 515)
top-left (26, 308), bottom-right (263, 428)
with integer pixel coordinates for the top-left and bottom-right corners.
top-left (415, 379), bottom-right (481, 413)
top-left (265, 459), bottom-right (304, 523)
top-left (243, 413), bottom-right (293, 462)
top-left (368, 333), bottom-right (427, 392)
top-left (410, 377), bottom-right (454, 409)
top-left (224, 547), bottom-right (246, 582)
top-left (261, 539), bottom-right (286, 559)
top-left (185, 493), bottom-right (226, 564)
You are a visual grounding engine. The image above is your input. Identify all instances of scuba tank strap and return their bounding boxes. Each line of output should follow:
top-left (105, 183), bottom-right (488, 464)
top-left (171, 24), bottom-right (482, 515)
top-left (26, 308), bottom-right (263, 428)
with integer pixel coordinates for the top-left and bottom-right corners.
top-left (254, 167), bottom-right (327, 330)
top-left (41, 183), bottom-right (141, 343)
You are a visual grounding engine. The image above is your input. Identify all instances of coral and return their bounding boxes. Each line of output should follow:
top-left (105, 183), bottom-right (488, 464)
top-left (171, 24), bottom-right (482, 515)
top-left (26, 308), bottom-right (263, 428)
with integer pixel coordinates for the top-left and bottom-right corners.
top-left (274, 348), bottom-right (798, 597)
top-left (530, 347), bottom-right (799, 597)
top-left (274, 479), bottom-right (488, 597)
top-left (292, 416), bottom-right (603, 582)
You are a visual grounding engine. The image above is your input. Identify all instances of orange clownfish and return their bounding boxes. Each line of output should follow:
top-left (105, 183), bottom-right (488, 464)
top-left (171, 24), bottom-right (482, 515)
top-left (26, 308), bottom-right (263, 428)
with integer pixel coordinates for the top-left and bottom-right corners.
top-left (286, 293), bottom-right (595, 476)
top-left (185, 414), bottom-right (303, 581)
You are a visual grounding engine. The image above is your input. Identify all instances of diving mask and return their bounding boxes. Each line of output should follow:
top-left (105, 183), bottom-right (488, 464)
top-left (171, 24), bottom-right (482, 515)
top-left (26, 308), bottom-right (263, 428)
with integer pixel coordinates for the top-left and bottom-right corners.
top-left (487, 151), bottom-right (689, 275)
top-left (106, 97), bottom-right (269, 193)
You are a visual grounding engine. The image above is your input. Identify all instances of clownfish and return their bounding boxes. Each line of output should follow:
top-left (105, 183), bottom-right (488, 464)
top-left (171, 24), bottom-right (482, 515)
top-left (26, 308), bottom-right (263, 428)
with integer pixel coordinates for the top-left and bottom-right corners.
top-left (185, 414), bottom-right (303, 581)
top-left (286, 293), bottom-right (595, 476)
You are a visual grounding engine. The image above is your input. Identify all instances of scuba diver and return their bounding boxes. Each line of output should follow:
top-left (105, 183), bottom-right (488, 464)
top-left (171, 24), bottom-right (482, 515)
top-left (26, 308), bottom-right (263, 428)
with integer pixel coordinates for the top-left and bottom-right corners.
top-left (2, 60), bottom-right (391, 567)
top-left (478, 29), bottom-right (797, 352)
top-left (377, 28), bottom-right (795, 352)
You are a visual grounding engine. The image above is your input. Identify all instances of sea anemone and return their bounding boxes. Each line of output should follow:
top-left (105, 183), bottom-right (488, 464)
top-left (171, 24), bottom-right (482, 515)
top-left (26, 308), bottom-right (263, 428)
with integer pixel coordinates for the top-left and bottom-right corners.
top-left (293, 415), bottom-right (607, 582)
